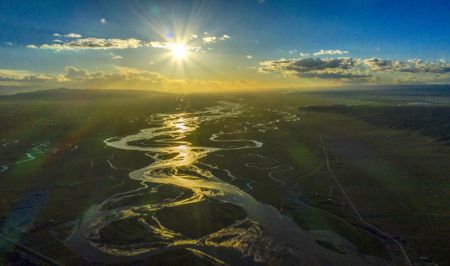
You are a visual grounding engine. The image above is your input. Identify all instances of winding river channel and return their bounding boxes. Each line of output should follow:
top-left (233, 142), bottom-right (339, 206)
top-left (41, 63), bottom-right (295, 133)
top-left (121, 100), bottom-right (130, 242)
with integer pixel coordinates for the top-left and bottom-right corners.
top-left (64, 101), bottom-right (386, 265)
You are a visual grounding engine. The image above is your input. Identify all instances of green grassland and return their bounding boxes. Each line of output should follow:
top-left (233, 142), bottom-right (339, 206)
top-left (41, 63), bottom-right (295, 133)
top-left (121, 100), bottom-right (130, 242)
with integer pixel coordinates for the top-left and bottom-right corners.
top-left (0, 89), bottom-right (222, 264)
top-left (0, 88), bottom-right (449, 265)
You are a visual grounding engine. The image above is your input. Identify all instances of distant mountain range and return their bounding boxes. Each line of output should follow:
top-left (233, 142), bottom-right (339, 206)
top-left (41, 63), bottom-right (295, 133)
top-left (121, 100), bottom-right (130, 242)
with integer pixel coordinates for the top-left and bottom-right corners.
top-left (0, 88), bottom-right (168, 101)
top-left (309, 85), bottom-right (450, 97)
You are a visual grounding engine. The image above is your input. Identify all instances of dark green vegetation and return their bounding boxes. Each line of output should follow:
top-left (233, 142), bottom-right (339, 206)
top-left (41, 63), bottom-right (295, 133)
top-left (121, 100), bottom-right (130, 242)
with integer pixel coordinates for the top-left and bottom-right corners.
top-left (101, 184), bottom-right (194, 211)
top-left (99, 200), bottom-right (246, 243)
top-left (131, 249), bottom-right (221, 266)
top-left (0, 87), bottom-right (449, 265)
top-left (303, 105), bottom-right (450, 143)
top-left (0, 89), bottom-right (221, 264)
top-left (154, 200), bottom-right (246, 239)
top-left (99, 217), bottom-right (160, 245)
top-left (290, 203), bottom-right (389, 259)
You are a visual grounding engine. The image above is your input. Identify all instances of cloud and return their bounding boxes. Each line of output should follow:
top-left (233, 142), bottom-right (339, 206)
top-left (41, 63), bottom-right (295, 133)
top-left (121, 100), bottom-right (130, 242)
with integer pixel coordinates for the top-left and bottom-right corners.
top-left (202, 36), bottom-right (217, 44)
top-left (64, 66), bottom-right (89, 80)
top-left (259, 57), bottom-right (364, 80)
top-left (27, 32), bottom-right (231, 52)
top-left (313, 49), bottom-right (349, 56)
top-left (259, 57), bottom-right (369, 80)
top-left (259, 56), bottom-right (450, 82)
top-left (148, 41), bottom-right (170, 48)
top-left (4, 42), bottom-right (13, 46)
top-left (60, 66), bottom-right (169, 86)
top-left (64, 33), bottom-right (82, 38)
top-left (100, 18), bottom-right (107, 24)
top-left (363, 58), bottom-right (450, 73)
top-left (146, 41), bottom-right (201, 53)
top-left (0, 67), bottom-right (266, 92)
top-left (0, 69), bottom-right (59, 82)
top-left (28, 37), bottom-right (143, 50)
top-left (202, 34), bottom-right (230, 44)
top-left (110, 53), bottom-right (123, 60)
top-left (246, 55), bottom-right (253, 59)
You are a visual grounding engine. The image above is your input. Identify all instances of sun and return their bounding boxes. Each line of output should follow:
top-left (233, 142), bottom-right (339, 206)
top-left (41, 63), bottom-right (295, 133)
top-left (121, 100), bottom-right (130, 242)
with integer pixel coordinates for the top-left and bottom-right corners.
top-left (171, 43), bottom-right (188, 60)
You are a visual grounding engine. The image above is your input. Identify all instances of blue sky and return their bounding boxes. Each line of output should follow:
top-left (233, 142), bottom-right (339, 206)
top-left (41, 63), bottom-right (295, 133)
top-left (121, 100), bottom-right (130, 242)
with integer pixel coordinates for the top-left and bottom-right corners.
top-left (1, 0), bottom-right (450, 92)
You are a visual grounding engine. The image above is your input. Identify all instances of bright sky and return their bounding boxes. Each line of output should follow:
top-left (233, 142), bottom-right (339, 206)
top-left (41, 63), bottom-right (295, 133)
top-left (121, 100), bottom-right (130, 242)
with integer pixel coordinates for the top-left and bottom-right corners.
top-left (1, 0), bottom-right (450, 92)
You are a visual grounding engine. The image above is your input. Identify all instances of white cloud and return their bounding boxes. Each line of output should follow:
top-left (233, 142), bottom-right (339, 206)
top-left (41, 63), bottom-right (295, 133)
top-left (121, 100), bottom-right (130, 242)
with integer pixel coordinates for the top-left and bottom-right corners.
top-left (363, 58), bottom-right (450, 73)
top-left (0, 69), bottom-right (59, 82)
top-left (64, 66), bottom-right (89, 80)
top-left (28, 37), bottom-right (142, 50)
top-left (202, 36), bottom-right (217, 44)
top-left (246, 55), bottom-right (253, 59)
top-left (202, 34), bottom-right (230, 44)
top-left (147, 41), bottom-right (202, 53)
top-left (259, 56), bottom-right (450, 82)
top-left (100, 18), bottom-right (107, 24)
top-left (148, 41), bottom-right (190, 50)
top-left (190, 46), bottom-right (203, 52)
top-left (64, 33), bottom-right (83, 38)
top-left (259, 57), bottom-right (367, 80)
top-left (313, 49), bottom-right (349, 56)
top-left (110, 53), bottom-right (123, 60)
top-left (53, 33), bottom-right (61, 37)
top-left (4, 42), bottom-right (13, 46)
top-left (147, 41), bottom-right (170, 48)
top-left (26, 33), bottom-right (230, 53)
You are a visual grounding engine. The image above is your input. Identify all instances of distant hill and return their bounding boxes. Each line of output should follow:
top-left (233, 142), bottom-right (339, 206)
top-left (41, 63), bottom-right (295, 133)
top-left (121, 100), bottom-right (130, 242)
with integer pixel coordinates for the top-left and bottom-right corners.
top-left (0, 85), bottom-right (52, 96)
top-left (0, 88), bottom-right (168, 101)
top-left (309, 85), bottom-right (450, 97)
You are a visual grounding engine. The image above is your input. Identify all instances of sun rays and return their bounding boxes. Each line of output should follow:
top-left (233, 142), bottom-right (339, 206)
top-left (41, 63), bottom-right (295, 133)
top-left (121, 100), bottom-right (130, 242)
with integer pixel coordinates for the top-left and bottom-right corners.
top-left (170, 43), bottom-right (188, 61)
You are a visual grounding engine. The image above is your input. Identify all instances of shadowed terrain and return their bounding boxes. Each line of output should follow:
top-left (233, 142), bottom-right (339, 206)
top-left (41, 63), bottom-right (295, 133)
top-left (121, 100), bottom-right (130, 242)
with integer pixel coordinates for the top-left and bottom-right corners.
top-left (0, 87), bottom-right (449, 265)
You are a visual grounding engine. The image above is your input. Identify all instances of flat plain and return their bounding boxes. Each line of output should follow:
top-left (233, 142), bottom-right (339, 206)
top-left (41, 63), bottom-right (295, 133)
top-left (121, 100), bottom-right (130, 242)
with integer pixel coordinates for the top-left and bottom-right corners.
top-left (0, 87), bottom-right (449, 265)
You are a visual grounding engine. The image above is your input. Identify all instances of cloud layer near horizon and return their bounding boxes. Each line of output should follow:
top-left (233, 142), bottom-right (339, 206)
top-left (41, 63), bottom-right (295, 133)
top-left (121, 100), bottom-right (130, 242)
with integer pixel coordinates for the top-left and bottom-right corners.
top-left (259, 57), bottom-right (450, 83)
top-left (0, 66), bottom-right (262, 92)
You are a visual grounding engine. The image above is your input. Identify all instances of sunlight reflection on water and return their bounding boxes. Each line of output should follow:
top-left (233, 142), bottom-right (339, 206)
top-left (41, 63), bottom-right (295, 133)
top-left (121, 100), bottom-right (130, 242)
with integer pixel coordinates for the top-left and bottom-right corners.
top-left (63, 101), bottom-right (378, 265)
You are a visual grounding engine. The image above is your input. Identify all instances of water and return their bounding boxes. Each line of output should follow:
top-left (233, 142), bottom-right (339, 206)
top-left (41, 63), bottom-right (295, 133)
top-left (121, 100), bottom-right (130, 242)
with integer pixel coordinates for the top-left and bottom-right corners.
top-left (64, 101), bottom-right (386, 265)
